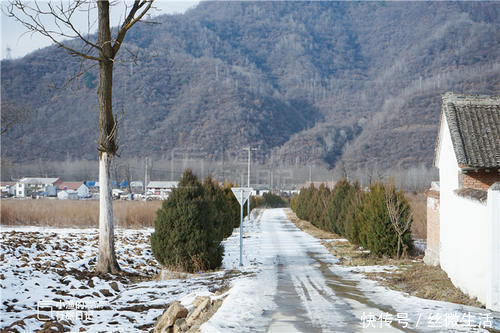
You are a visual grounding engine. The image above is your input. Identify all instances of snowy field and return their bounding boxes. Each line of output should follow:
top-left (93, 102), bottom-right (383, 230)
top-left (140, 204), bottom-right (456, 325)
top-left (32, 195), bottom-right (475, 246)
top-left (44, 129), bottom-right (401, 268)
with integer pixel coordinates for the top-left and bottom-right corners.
top-left (0, 226), bottom-right (242, 332)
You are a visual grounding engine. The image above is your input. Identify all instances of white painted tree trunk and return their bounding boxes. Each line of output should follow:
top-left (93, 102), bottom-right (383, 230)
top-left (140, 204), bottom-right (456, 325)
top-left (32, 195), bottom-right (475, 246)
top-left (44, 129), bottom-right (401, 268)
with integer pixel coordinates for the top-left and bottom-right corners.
top-left (96, 152), bottom-right (120, 273)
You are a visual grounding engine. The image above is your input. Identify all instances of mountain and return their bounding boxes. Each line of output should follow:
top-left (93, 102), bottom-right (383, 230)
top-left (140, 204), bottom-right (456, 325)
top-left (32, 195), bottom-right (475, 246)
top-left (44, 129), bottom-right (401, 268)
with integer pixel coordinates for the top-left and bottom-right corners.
top-left (2, 1), bottom-right (499, 171)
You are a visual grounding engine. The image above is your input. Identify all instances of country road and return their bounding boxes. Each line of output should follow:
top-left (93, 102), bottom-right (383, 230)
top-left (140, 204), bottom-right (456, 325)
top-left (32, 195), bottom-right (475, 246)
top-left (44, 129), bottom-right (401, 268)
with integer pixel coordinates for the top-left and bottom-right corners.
top-left (263, 209), bottom-right (402, 333)
top-left (203, 209), bottom-right (500, 333)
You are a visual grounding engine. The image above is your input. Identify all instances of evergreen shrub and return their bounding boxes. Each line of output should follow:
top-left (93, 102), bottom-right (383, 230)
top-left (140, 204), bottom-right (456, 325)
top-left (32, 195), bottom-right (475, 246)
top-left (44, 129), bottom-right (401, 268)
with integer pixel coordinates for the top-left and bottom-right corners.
top-left (151, 170), bottom-right (225, 272)
top-left (291, 179), bottom-right (414, 258)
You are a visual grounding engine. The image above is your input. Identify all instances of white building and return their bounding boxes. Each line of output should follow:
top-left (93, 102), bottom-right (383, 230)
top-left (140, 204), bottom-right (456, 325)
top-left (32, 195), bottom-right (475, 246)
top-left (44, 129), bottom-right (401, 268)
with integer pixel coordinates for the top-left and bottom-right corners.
top-left (77, 184), bottom-right (90, 199)
top-left (57, 190), bottom-right (79, 200)
top-left (130, 181), bottom-right (144, 193)
top-left (426, 93), bottom-right (500, 311)
top-left (15, 177), bottom-right (61, 198)
top-left (146, 181), bottom-right (178, 200)
top-left (0, 181), bottom-right (16, 197)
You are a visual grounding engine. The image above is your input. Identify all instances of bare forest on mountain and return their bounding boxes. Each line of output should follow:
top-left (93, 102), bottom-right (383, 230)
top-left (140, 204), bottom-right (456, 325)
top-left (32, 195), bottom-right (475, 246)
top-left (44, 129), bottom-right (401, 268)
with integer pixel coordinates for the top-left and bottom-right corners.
top-left (2, 1), bottom-right (499, 175)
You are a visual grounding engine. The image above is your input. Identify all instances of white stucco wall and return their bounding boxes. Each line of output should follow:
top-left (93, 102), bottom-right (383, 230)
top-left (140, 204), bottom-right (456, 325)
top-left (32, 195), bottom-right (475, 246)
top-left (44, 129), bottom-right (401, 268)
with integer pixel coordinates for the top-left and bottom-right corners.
top-left (437, 115), bottom-right (464, 291)
top-left (440, 193), bottom-right (489, 304)
top-left (436, 115), bottom-right (459, 193)
top-left (437, 115), bottom-right (500, 308)
top-left (16, 183), bottom-right (26, 197)
top-left (424, 193), bottom-right (440, 266)
top-left (487, 184), bottom-right (500, 311)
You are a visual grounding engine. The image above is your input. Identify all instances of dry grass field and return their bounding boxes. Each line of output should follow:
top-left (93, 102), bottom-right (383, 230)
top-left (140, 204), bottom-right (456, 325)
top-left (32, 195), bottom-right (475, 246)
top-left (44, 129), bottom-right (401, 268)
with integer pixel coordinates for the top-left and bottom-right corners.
top-left (406, 192), bottom-right (427, 239)
top-left (0, 199), bottom-right (162, 228)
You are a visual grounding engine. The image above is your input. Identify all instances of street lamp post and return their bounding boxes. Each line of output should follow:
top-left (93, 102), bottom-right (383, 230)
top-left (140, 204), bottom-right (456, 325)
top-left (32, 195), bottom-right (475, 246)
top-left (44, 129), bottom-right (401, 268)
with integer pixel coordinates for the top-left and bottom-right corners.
top-left (243, 147), bottom-right (258, 218)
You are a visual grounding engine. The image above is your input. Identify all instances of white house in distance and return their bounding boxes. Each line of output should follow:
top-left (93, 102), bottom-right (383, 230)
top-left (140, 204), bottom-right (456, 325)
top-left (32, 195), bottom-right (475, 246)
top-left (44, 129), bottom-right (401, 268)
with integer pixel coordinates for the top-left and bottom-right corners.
top-left (130, 181), bottom-right (144, 193)
top-left (425, 93), bottom-right (500, 311)
top-left (0, 181), bottom-right (16, 197)
top-left (15, 177), bottom-right (62, 198)
top-left (146, 181), bottom-right (178, 200)
top-left (57, 182), bottom-right (90, 199)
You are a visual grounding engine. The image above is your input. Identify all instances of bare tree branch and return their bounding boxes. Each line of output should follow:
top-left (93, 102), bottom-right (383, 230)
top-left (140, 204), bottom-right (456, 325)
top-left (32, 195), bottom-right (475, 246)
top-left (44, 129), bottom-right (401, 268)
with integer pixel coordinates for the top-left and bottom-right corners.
top-left (112, 0), bottom-right (154, 55)
top-left (6, 1), bottom-right (101, 61)
top-left (385, 185), bottom-right (412, 258)
top-left (46, 1), bottom-right (101, 50)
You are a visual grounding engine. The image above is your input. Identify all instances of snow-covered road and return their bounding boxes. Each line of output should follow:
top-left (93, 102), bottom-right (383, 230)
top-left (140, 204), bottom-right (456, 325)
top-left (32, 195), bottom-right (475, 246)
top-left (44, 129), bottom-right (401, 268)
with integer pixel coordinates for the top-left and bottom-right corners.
top-left (203, 208), bottom-right (500, 333)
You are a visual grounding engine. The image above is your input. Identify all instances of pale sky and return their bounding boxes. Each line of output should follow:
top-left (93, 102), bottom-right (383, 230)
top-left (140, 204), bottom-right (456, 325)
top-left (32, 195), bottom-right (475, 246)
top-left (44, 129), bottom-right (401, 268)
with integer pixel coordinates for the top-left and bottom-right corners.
top-left (1, 1), bottom-right (199, 60)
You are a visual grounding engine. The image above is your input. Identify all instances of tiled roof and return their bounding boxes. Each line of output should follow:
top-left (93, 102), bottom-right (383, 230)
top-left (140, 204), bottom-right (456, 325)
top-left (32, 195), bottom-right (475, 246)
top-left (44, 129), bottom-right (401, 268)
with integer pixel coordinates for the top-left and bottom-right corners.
top-left (58, 182), bottom-right (83, 190)
top-left (19, 177), bottom-right (60, 185)
top-left (442, 93), bottom-right (500, 168)
top-left (147, 181), bottom-right (178, 189)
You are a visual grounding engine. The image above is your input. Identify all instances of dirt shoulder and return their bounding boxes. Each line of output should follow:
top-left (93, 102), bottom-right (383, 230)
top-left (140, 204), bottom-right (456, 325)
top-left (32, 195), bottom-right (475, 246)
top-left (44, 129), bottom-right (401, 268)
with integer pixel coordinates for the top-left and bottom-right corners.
top-left (285, 208), bottom-right (483, 308)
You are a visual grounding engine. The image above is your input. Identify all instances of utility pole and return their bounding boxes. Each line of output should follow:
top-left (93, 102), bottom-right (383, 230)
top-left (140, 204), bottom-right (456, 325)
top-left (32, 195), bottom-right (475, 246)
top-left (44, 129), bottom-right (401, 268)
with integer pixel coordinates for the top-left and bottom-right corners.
top-left (170, 150), bottom-right (174, 180)
top-left (270, 151), bottom-right (274, 191)
top-left (243, 147), bottom-right (258, 217)
top-left (144, 157), bottom-right (149, 193)
top-left (309, 165), bottom-right (312, 183)
top-left (6, 46), bottom-right (12, 60)
top-left (221, 140), bottom-right (225, 184)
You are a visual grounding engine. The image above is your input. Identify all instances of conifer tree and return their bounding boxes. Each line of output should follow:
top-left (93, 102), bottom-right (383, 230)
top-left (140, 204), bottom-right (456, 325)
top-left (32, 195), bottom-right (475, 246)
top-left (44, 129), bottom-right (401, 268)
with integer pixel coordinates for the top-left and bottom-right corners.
top-left (151, 170), bottom-right (223, 272)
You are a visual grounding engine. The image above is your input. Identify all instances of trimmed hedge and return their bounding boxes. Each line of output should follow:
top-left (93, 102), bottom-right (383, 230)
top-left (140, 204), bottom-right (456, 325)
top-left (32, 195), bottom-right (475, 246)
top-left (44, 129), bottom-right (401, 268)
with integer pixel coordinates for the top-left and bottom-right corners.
top-left (292, 179), bottom-right (413, 258)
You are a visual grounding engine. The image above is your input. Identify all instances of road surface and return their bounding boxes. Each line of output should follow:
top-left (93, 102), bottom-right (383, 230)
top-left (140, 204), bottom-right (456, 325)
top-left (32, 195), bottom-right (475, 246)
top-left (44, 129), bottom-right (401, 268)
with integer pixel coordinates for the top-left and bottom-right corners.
top-left (203, 209), bottom-right (500, 333)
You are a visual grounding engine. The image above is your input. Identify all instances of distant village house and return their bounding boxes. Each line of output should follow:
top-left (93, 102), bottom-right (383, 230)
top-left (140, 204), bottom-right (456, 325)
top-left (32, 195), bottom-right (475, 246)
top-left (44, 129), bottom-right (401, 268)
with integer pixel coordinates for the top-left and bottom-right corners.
top-left (0, 181), bottom-right (16, 197)
top-left (57, 182), bottom-right (90, 199)
top-left (15, 177), bottom-right (62, 198)
top-left (146, 181), bottom-right (178, 200)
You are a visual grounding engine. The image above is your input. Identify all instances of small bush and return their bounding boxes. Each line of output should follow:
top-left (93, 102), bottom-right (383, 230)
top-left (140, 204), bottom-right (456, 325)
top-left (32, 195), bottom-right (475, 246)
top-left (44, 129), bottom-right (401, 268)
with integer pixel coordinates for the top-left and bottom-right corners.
top-left (290, 194), bottom-right (299, 212)
top-left (151, 170), bottom-right (224, 272)
top-left (252, 192), bottom-right (288, 208)
top-left (325, 179), bottom-right (351, 235)
top-left (343, 185), bottom-right (364, 244)
top-left (358, 182), bottom-right (413, 257)
top-left (295, 184), bottom-right (315, 221)
top-left (312, 184), bottom-right (331, 229)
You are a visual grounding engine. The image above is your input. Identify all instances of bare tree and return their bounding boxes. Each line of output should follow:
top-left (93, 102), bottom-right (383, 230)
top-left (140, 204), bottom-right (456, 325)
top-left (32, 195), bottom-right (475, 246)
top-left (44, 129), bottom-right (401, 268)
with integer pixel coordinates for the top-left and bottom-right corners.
top-left (123, 162), bottom-right (133, 194)
top-left (385, 185), bottom-right (413, 259)
top-left (7, 0), bottom-right (154, 273)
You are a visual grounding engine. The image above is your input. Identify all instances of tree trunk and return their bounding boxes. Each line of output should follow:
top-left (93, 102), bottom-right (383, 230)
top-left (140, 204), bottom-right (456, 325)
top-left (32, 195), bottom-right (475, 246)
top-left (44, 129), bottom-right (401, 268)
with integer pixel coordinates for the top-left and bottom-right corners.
top-left (96, 152), bottom-right (120, 274)
top-left (397, 235), bottom-right (402, 259)
top-left (96, 1), bottom-right (120, 274)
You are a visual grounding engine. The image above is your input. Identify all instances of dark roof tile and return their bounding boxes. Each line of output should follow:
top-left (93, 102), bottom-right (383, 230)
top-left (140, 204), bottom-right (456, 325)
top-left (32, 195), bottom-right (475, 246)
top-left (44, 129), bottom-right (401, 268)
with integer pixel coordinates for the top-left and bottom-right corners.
top-left (442, 93), bottom-right (500, 168)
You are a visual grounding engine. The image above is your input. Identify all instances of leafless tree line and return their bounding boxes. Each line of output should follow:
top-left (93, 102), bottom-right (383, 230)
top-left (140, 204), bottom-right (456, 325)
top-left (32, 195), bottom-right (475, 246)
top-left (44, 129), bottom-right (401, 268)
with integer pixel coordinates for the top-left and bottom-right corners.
top-left (2, 155), bottom-right (437, 192)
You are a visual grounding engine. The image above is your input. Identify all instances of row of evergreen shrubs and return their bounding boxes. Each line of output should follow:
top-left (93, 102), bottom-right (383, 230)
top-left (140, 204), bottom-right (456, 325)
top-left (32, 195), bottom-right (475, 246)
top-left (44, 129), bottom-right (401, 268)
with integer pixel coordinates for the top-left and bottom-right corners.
top-left (151, 170), bottom-right (242, 272)
top-left (251, 192), bottom-right (289, 208)
top-left (291, 180), bottom-right (413, 258)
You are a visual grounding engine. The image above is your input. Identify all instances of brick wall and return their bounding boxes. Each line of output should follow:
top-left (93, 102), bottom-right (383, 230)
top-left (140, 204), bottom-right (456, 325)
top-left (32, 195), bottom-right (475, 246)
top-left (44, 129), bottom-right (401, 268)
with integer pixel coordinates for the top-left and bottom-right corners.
top-left (424, 189), bottom-right (440, 266)
top-left (463, 169), bottom-right (500, 191)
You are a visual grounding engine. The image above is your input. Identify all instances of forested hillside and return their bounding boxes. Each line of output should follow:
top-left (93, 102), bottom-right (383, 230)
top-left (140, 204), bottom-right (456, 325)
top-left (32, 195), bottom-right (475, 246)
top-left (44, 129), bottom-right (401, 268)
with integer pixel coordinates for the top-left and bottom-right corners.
top-left (2, 1), bottom-right (499, 171)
